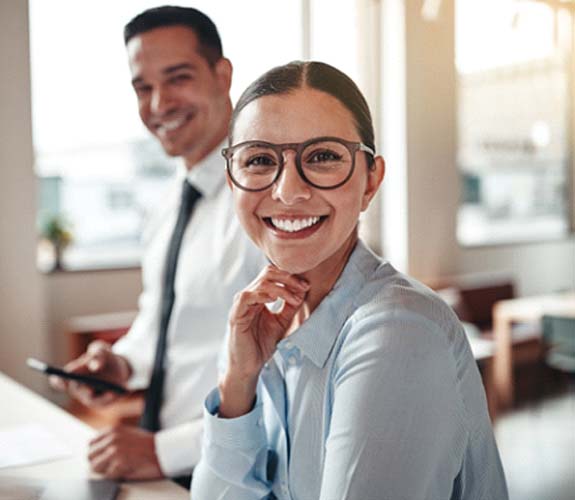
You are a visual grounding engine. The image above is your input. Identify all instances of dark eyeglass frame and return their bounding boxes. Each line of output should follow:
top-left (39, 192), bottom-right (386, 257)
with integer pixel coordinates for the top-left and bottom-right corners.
top-left (222, 136), bottom-right (376, 192)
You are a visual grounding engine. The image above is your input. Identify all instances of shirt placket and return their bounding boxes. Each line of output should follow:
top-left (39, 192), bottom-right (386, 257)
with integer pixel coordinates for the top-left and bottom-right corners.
top-left (261, 344), bottom-right (303, 500)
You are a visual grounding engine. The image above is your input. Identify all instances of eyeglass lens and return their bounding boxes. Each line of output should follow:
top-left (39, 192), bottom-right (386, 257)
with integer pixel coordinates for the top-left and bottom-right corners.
top-left (229, 140), bottom-right (354, 190)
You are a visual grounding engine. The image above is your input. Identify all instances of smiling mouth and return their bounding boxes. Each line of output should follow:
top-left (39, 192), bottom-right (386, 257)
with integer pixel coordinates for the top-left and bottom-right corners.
top-left (154, 111), bottom-right (195, 135)
top-left (264, 216), bottom-right (327, 233)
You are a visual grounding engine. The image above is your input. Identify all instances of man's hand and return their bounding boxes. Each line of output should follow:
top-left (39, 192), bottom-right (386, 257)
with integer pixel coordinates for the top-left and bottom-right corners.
top-left (49, 341), bottom-right (131, 408)
top-left (88, 425), bottom-right (163, 480)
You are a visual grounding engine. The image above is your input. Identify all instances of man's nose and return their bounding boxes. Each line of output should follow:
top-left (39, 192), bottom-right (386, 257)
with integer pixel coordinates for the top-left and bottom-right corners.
top-left (271, 153), bottom-right (312, 205)
top-left (150, 85), bottom-right (175, 115)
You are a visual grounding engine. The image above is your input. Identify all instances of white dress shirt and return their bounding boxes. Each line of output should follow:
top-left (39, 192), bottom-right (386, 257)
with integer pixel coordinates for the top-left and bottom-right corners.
top-left (112, 145), bottom-right (265, 477)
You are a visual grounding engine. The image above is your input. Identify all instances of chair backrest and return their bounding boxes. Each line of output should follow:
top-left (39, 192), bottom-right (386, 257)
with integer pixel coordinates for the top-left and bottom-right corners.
top-left (542, 315), bottom-right (575, 353)
top-left (542, 315), bottom-right (575, 373)
top-left (458, 281), bottom-right (515, 331)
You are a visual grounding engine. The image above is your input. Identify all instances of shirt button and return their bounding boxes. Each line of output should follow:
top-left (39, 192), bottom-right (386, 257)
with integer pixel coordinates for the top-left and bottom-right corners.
top-left (257, 417), bottom-right (264, 427)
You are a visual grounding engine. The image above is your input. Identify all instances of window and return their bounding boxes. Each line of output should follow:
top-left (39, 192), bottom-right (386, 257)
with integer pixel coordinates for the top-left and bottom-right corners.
top-left (30, 0), bottom-right (303, 270)
top-left (456, 0), bottom-right (573, 246)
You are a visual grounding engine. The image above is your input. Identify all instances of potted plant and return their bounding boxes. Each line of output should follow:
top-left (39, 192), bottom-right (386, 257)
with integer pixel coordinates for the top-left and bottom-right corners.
top-left (39, 215), bottom-right (73, 271)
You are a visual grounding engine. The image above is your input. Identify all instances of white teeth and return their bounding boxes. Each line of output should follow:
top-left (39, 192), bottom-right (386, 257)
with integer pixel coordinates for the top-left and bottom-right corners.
top-left (270, 216), bottom-right (321, 233)
top-left (159, 117), bottom-right (186, 132)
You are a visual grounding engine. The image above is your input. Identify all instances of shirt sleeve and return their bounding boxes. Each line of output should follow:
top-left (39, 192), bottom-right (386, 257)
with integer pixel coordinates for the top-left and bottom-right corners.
top-left (111, 289), bottom-right (158, 390)
top-left (190, 388), bottom-right (273, 500)
top-left (318, 310), bottom-right (472, 500)
top-left (154, 419), bottom-right (203, 477)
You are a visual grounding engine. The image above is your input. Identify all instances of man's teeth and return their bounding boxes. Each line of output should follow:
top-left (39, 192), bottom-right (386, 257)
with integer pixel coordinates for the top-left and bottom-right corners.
top-left (159, 118), bottom-right (186, 132)
top-left (270, 216), bottom-right (321, 233)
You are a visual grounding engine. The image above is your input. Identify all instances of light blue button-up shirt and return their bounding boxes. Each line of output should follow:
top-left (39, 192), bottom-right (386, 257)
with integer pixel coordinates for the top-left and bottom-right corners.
top-left (191, 241), bottom-right (508, 500)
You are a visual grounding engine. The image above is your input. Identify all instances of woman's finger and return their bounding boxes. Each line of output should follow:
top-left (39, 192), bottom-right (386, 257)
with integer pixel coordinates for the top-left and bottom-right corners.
top-left (255, 280), bottom-right (306, 307)
top-left (233, 286), bottom-right (303, 324)
top-left (256, 265), bottom-right (309, 292)
top-left (273, 298), bottom-right (305, 332)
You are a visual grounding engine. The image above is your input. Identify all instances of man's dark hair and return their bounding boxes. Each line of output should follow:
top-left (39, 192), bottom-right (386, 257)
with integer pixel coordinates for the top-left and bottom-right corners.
top-left (124, 5), bottom-right (223, 66)
top-left (230, 61), bottom-right (375, 160)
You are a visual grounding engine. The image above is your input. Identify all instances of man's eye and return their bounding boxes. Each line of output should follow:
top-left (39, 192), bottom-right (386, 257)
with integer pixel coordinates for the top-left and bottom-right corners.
top-left (134, 85), bottom-right (152, 97)
top-left (169, 74), bottom-right (193, 85)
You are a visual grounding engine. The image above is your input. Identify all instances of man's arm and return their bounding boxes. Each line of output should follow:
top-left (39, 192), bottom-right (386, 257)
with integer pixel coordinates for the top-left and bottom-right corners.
top-left (154, 419), bottom-right (204, 477)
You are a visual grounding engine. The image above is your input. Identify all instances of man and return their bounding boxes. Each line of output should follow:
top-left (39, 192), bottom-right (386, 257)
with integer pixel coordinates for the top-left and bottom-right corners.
top-left (51, 6), bottom-right (263, 485)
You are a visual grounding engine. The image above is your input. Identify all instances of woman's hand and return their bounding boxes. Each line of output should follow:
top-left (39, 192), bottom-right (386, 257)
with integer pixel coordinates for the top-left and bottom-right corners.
top-left (218, 265), bottom-right (309, 418)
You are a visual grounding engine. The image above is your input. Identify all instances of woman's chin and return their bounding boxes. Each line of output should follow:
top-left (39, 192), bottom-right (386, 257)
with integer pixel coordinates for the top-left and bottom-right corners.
top-left (267, 255), bottom-right (314, 276)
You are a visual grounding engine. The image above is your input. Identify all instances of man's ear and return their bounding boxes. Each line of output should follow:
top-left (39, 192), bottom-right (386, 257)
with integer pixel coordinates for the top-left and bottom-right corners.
top-left (214, 57), bottom-right (233, 93)
top-left (361, 156), bottom-right (385, 212)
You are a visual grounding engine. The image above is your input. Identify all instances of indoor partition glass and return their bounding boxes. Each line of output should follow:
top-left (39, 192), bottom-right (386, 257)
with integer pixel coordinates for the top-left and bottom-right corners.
top-left (456, 0), bottom-right (573, 246)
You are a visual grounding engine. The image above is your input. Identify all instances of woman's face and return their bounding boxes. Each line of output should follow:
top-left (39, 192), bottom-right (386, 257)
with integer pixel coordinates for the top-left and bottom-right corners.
top-left (230, 87), bottom-right (384, 275)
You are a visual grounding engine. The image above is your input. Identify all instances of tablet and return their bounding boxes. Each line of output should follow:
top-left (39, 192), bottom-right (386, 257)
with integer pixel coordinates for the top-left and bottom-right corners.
top-left (0, 478), bottom-right (119, 500)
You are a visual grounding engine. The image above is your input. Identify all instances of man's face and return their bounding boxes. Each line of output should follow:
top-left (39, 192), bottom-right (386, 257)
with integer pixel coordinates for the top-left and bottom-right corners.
top-left (127, 25), bottom-right (231, 165)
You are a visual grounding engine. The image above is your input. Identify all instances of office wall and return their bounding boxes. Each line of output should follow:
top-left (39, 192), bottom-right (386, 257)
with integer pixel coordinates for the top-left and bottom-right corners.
top-left (44, 270), bottom-right (141, 368)
top-left (0, 0), bottom-right (48, 393)
top-left (0, 1), bottom-right (141, 398)
top-left (401, 0), bottom-right (575, 296)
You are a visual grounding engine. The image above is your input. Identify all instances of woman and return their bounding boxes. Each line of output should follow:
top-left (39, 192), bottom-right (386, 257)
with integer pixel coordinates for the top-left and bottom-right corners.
top-left (191, 61), bottom-right (508, 500)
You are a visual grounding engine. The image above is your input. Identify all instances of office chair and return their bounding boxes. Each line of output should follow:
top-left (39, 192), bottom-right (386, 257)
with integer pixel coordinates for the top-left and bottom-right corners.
top-left (542, 315), bottom-right (575, 375)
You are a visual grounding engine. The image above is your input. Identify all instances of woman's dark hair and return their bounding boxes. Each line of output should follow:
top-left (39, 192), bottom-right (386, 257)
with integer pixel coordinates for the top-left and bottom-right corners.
top-left (230, 61), bottom-right (375, 158)
top-left (124, 6), bottom-right (223, 67)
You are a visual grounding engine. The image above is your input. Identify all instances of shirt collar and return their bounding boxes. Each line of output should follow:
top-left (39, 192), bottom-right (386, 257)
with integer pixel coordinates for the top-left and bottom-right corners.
top-left (277, 240), bottom-right (384, 368)
top-left (176, 141), bottom-right (227, 199)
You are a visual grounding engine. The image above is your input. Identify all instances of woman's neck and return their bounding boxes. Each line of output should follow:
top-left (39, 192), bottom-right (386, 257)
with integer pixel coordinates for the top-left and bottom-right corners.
top-left (288, 230), bottom-right (359, 334)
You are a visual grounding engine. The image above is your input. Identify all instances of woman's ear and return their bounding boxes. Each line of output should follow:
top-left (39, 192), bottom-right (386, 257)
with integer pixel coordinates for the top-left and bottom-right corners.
top-left (361, 156), bottom-right (385, 212)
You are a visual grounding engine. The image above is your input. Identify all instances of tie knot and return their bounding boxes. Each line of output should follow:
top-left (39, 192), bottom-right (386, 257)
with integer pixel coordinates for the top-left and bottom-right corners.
top-left (181, 180), bottom-right (202, 209)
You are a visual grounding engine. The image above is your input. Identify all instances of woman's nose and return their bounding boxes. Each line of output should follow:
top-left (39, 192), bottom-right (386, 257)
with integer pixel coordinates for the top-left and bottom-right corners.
top-left (271, 153), bottom-right (312, 205)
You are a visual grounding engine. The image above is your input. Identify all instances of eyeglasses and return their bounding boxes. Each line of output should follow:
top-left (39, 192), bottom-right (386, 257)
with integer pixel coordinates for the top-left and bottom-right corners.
top-left (222, 136), bottom-right (375, 192)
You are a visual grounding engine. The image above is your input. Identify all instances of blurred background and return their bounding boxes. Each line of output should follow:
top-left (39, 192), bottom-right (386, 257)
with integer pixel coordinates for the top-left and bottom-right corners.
top-left (0, 1), bottom-right (574, 499)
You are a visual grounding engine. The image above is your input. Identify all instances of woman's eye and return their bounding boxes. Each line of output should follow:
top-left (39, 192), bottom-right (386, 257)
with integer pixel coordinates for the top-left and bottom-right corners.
top-left (308, 150), bottom-right (342, 163)
top-left (245, 155), bottom-right (276, 167)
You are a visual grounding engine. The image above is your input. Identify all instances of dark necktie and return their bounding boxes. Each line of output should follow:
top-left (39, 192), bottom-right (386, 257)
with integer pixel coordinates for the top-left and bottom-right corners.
top-left (140, 180), bottom-right (202, 432)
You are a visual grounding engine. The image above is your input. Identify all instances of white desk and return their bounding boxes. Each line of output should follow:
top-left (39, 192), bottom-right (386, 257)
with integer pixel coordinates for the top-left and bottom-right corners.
top-left (0, 373), bottom-right (187, 499)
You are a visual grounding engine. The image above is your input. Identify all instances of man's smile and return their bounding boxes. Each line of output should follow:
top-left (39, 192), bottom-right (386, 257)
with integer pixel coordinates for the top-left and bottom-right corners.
top-left (153, 110), bottom-right (196, 136)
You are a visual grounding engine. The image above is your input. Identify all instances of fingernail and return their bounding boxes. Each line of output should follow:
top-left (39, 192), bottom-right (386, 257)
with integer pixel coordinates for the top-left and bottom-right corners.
top-left (88, 359), bottom-right (100, 371)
